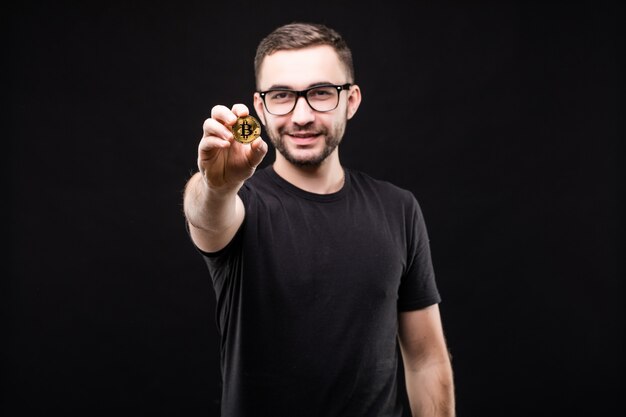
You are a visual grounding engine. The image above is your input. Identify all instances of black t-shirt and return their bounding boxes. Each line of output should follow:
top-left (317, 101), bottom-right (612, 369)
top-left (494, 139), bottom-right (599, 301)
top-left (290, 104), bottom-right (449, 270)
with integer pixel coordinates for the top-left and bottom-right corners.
top-left (197, 166), bottom-right (441, 417)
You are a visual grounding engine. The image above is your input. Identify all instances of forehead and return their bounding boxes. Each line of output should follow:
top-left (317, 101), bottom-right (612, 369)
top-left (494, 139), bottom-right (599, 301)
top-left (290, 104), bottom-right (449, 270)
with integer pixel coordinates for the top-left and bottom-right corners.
top-left (257, 45), bottom-right (347, 89)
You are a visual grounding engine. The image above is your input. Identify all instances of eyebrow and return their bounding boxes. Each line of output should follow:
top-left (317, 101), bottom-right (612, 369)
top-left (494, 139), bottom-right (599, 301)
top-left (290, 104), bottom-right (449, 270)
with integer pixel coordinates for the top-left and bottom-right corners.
top-left (265, 81), bottom-right (337, 91)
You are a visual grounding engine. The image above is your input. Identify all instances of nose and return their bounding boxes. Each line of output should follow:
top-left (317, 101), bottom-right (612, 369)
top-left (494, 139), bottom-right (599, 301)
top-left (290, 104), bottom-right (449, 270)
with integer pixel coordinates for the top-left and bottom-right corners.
top-left (290, 96), bottom-right (315, 125)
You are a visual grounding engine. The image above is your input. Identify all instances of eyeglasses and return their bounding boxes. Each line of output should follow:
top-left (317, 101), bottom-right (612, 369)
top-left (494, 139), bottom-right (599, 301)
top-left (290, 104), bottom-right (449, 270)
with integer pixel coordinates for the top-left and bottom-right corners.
top-left (258, 83), bottom-right (352, 116)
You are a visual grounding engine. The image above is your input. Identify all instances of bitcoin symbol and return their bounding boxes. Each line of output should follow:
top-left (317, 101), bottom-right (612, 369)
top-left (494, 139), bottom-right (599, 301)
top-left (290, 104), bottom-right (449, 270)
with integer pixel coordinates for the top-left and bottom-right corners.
top-left (232, 115), bottom-right (261, 144)
top-left (241, 121), bottom-right (252, 139)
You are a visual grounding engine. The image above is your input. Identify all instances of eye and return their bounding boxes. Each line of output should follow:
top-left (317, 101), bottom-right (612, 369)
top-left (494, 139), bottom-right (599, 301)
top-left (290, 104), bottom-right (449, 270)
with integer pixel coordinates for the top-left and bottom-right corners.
top-left (308, 87), bottom-right (335, 100)
top-left (267, 90), bottom-right (295, 102)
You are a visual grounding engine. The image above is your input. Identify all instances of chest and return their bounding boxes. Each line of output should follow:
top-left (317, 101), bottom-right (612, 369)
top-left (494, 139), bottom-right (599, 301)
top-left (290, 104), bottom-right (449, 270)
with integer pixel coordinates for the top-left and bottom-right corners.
top-left (243, 195), bottom-right (408, 301)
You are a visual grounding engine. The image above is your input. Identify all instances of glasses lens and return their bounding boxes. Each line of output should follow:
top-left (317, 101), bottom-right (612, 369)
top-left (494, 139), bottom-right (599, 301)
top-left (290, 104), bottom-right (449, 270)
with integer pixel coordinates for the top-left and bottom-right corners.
top-left (265, 90), bottom-right (297, 115)
top-left (306, 86), bottom-right (339, 112)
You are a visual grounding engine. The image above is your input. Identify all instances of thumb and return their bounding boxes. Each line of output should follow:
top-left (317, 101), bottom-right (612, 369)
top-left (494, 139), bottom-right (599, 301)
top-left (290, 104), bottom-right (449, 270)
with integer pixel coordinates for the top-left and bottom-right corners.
top-left (246, 137), bottom-right (268, 168)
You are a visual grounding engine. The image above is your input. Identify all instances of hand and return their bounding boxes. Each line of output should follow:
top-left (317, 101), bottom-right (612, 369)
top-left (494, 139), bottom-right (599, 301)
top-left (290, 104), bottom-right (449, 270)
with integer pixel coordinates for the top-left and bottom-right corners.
top-left (198, 104), bottom-right (268, 189)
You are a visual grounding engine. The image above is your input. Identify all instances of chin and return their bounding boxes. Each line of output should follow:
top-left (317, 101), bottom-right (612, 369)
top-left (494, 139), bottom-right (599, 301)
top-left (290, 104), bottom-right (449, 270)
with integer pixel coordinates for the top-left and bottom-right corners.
top-left (283, 147), bottom-right (335, 167)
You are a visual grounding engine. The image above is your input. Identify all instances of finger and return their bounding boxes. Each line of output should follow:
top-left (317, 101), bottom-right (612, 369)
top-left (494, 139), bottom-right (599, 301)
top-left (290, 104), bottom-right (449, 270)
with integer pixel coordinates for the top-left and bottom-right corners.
top-left (203, 117), bottom-right (234, 141)
top-left (198, 135), bottom-right (231, 154)
top-left (231, 103), bottom-right (250, 118)
top-left (210, 104), bottom-right (238, 126)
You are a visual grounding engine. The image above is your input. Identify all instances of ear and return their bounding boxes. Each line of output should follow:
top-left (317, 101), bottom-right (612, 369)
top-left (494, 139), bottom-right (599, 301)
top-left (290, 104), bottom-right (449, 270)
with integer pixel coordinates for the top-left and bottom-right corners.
top-left (253, 92), bottom-right (267, 126)
top-left (346, 84), bottom-right (362, 120)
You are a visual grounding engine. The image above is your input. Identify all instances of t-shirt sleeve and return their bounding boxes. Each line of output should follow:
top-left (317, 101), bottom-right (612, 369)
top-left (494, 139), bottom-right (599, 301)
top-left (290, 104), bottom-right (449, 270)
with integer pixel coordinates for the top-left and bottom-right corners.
top-left (397, 196), bottom-right (441, 311)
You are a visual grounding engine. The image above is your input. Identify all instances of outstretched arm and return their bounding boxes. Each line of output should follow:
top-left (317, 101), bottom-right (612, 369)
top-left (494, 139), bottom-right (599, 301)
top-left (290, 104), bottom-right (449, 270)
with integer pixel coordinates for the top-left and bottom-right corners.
top-left (183, 104), bottom-right (267, 253)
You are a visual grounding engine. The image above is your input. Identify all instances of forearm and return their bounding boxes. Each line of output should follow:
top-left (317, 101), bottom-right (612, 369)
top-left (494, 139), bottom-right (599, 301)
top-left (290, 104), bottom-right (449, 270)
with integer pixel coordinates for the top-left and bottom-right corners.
top-left (404, 360), bottom-right (455, 417)
top-left (183, 172), bottom-right (243, 250)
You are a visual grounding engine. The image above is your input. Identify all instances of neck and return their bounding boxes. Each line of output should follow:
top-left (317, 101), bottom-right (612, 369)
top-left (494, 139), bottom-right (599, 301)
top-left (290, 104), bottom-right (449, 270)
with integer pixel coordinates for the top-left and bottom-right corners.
top-left (273, 150), bottom-right (345, 194)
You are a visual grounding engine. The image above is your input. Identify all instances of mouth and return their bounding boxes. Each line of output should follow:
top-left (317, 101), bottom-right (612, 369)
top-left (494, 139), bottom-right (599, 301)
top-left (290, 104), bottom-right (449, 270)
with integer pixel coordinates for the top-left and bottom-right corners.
top-left (286, 132), bottom-right (321, 145)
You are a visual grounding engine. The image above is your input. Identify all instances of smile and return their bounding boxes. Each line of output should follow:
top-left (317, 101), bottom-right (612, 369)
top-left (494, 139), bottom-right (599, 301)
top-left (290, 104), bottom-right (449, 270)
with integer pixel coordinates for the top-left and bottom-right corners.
top-left (288, 133), bottom-right (320, 144)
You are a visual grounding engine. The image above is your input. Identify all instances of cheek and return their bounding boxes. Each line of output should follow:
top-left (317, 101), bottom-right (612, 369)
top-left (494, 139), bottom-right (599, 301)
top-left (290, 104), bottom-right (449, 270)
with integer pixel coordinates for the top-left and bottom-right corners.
top-left (264, 118), bottom-right (284, 138)
top-left (264, 117), bottom-right (278, 131)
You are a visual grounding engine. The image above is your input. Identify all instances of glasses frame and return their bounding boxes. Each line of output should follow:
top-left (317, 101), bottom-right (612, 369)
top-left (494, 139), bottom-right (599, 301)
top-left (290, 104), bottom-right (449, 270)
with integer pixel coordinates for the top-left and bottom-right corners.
top-left (258, 83), bottom-right (352, 116)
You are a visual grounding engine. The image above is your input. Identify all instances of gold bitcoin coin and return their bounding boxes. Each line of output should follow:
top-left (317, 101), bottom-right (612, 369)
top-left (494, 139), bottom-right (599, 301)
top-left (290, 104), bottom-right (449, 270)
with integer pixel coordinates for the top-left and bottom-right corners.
top-left (232, 115), bottom-right (261, 144)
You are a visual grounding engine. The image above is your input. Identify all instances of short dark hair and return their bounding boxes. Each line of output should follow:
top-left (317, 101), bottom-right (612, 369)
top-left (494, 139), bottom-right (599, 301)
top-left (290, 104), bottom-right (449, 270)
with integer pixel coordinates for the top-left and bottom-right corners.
top-left (254, 22), bottom-right (355, 88)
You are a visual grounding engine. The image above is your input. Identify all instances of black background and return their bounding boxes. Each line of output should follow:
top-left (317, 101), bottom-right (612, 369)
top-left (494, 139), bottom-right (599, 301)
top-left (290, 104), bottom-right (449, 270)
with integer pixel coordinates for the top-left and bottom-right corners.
top-left (5, 1), bottom-right (622, 416)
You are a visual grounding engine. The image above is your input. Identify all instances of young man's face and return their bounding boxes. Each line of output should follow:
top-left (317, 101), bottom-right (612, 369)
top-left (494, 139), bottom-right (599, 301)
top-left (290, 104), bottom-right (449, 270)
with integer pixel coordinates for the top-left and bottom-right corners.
top-left (254, 45), bottom-right (361, 168)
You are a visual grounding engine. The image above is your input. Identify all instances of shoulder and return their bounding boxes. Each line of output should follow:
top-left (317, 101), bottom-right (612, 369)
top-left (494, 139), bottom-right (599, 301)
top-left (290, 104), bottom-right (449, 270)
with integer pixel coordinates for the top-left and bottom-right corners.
top-left (347, 169), bottom-right (418, 205)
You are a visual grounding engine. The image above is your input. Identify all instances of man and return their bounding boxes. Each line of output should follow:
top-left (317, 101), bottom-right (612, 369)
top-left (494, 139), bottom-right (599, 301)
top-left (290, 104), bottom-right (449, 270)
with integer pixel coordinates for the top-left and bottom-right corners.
top-left (183, 22), bottom-right (455, 417)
